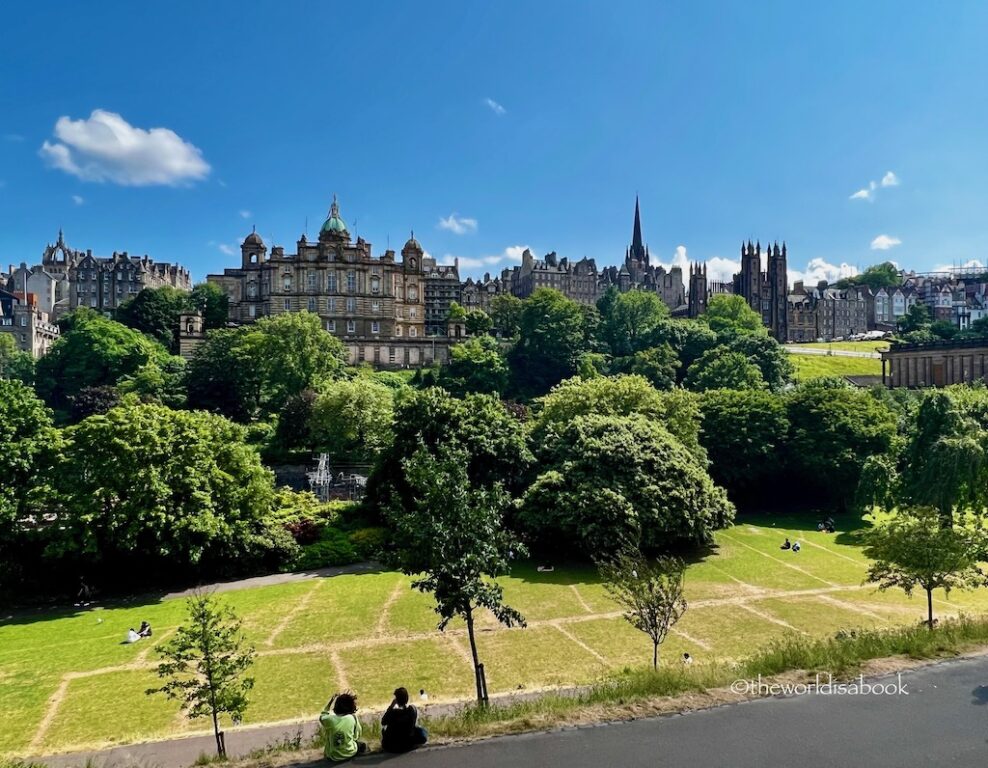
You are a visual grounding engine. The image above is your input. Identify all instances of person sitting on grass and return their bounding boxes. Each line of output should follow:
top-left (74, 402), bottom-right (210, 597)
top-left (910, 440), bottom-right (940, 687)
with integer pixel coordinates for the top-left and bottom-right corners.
top-left (792, 541), bottom-right (801, 553)
top-left (320, 691), bottom-right (366, 762)
top-left (381, 686), bottom-right (428, 753)
top-left (138, 621), bottom-right (152, 638)
top-left (780, 538), bottom-right (791, 550)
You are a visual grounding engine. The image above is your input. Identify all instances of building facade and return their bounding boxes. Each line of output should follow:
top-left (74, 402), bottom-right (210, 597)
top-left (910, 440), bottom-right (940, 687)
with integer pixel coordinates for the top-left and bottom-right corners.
top-left (0, 288), bottom-right (60, 357)
top-left (18, 230), bottom-right (192, 318)
top-left (205, 197), bottom-right (452, 368)
top-left (732, 241), bottom-right (788, 342)
top-left (501, 249), bottom-right (600, 305)
top-left (882, 339), bottom-right (988, 388)
top-left (423, 255), bottom-right (461, 337)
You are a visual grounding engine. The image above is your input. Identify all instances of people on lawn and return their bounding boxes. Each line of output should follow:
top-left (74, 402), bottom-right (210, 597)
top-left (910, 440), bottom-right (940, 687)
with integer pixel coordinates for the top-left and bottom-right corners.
top-left (791, 541), bottom-right (801, 552)
top-left (320, 691), bottom-right (367, 761)
top-left (682, 653), bottom-right (693, 666)
top-left (381, 686), bottom-right (428, 753)
top-left (125, 628), bottom-right (140, 643)
top-left (138, 621), bottom-right (152, 637)
top-left (780, 538), bottom-right (791, 550)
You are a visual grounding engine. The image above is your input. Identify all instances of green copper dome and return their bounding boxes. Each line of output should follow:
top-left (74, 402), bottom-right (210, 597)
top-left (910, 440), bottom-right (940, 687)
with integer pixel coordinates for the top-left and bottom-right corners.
top-left (320, 195), bottom-right (348, 235)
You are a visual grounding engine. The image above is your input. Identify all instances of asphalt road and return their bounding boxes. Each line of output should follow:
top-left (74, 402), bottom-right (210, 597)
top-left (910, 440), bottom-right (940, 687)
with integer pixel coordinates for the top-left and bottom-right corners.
top-left (784, 345), bottom-right (882, 359)
top-left (40, 655), bottom-right (988, 768)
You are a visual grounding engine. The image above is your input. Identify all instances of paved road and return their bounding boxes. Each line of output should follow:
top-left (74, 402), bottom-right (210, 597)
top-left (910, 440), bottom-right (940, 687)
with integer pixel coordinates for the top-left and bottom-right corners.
top-left (784, 345), bottom-right (882, 359)
top-left (40, 655), bottom-right (988, 768)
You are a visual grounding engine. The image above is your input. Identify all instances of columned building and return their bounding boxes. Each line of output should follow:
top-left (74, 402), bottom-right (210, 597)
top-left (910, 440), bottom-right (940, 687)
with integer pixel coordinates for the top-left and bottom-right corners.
top-left (206, 197), bottom-right (450, 368)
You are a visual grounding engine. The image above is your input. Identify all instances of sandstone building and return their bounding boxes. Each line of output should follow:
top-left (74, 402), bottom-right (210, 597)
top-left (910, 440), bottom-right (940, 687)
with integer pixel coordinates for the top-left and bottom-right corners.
top-left (206, 197), bottom-right (450, 367)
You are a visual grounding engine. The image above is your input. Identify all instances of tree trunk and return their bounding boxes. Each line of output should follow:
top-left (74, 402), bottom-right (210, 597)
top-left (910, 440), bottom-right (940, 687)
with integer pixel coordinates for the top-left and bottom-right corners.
top-left (465, 605), bottom-right (484, 703)
top-left (212, 709), bottom-right (224, 757)
top-left (926, 588), bottom-right (935, 630)
top-left (652, 641), bottom-right (658, 670)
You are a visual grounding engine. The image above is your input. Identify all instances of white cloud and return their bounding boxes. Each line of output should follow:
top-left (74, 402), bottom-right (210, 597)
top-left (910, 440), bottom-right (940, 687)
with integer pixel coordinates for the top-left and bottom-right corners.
top-left (881, 171), bottom-right (900, 187)
top-left (703, 257), bottom-right (741, 283)
top-left (71, 194), bottom-right (84, 205)
top-left (39, 109), bottom-right (210, 186)
top-left (871, 234), bottom-right (902, 250)
top-left (484, 98), bottom-right (506, 116)
top-left (218, 244), bottom-right (236, 256)
top-left (789, 258), bottom-right (859, 286)
top-left (437, 213), bottom-right (478, 235)
top-left (451, 245), bottom-right (533, 272)
top-left (239, 210), bottom-right (252, 219)
top-left (849, 188), bottom-right (873, 201)
top-left (653, 245), bottom-right (690, 273)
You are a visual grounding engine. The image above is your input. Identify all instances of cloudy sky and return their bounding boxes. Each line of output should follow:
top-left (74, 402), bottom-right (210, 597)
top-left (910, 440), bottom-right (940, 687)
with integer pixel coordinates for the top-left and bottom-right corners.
top-left (2, 2), bottom-right (987, 283)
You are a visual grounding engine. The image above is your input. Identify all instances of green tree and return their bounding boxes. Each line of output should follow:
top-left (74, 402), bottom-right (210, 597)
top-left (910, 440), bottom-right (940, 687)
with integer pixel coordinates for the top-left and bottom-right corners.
top-left (367, 389), bottom-right (532, 516)
top-left (702, 294), bottom-right (765, 336)
top-left (599, 289), bottom-right (670, 356)
top-left (650, 320), bottom-right (718, 379)
top-left (186, 312), bottom-right (346, 421)
top-left (863, 508), bottom-right (987, 628)
top-left (611, 345), bottom-right (679, 390)
top-left (835, 262), bottom-right (900, 291)
top-left (530, 374), bottom-right (704, 462)
top-left (116, 286), bottom-right (189, 350)
top-left (520, 414), bottom-right (734, 559)
top-left (439, 335), bottom-right (509, 396)
top-left (786, 382), bottom-right (898, 509)
top-left (489, 294), bottom-right (523, 338)
top-left (699, 389), bottom-right (789, 500)
top-left (0, 380), bottom-right (55, 545)
top-left (310, 377), bottom-right (395, 464)
top-left (930, 320), bottom-right (958, 340)
top-left (189, 282), bottom-right (230, 330)
top-left (387, 448), bottom-right (526, 703)
top-left (464, 309), bottom-right (494, 336)
top-left (116, 357), bottom-right (187, 409)
top-left (599, 552), bottom-right (688, 669)
top-left (685, 348), bottom-right (767, 392)
top-left (854, 454), bottom-right (900, 514)
top-left (47, 404), bottom-right (288, 577)
top-left (0, 334), bottom-right (36, 385)
top-left (35, 310), bottom-right (171, 413)
top-left (898, 302), bottom-right (931, 334)
top-left (509, 288), bottom-right (589, 395)
top-left (721, 333), bottom-right (793, 391)
top-left (148, 593), bottom-right (256, 757)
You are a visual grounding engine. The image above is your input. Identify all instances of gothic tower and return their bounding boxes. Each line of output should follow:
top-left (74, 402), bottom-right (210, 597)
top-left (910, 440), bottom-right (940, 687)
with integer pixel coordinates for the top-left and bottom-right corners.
top-left (688, 262), bottom-right (708, 318)
top-left (768, 242), bottom-right (788, 342)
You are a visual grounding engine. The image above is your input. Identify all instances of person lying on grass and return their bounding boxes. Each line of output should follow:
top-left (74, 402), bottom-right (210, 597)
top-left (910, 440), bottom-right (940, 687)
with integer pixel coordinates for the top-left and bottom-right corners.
top-left (320, 691), bottom-right (366, 761)
top-left (381, 686), bottom-right (428, 753)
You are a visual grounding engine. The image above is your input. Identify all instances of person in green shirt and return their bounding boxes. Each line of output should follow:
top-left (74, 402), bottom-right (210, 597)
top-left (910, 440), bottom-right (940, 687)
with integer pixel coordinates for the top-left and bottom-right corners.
top-left (319, 691), bottom-right (367, 761)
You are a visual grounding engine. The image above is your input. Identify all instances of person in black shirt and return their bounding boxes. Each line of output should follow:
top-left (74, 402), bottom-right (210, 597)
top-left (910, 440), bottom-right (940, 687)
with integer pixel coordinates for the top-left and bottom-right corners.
top-left (381, 687), bottom-right (428, 753)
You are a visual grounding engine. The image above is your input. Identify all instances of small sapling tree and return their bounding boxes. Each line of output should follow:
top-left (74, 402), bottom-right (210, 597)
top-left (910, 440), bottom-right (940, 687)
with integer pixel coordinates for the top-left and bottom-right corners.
top-left (599, 550), bottom-right (688, 669)
top-left (147, 592), bottom-right (256, 757)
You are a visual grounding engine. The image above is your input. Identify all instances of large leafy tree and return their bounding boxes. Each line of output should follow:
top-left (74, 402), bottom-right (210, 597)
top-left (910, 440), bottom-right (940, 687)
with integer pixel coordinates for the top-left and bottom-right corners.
top-left (186, 312), bottom-right (346, 421)
top-left (0, 334), bottom-right (36, 385)
top-left (189, 282), bottom-right (230, 330)
top-left (367, 388), bottom-right (532, 517)
top-left (864, 507), bottom-right (987, 628)
top-left (387, 447), bottom-right (526, 703)
top-left (509, 288), bottom-right (590, 395)
top-left (719, 332), bottom-right (793, 391)
top-left (702, 294), bottom-right (765, 336)
top-left (149, 593), bottom-right (256, 757)
top-left (464, 309), bottom-right (494, 336)
top-left (529, 374), bottom-right (704, 462)
top-left (786, 381), bottom-right (898, 509)
top-left (835, 262), bottom-right (900, 291)
top-left (46, 404), bottom-right (288, 579)
top-left (0, 380), bottom-right (55, 541)
top-left (489, 294), bottom-right (523, 338)
top-left (650, 319), bottom-right (718, 379)
top-left (116, 286), bottom-right (189, 351)
top-left (898, 302), bottom-right (931, 334)
top-left (611, 344), bottom-right (679, 390)
top-left (440, 335), bottom-right (509, 396)
top-left (519, 414), bottom-right (734, 559)
top-left (699, 389), bottom-right (789, 501)
top-left (35, 310), bottom-right (171, 413)
top-left (684, 348), bottom-right (767, 392)
top-left (598, 289), bottom-right (670, 357)
top-left (310, 377), bottom-right (395, 464)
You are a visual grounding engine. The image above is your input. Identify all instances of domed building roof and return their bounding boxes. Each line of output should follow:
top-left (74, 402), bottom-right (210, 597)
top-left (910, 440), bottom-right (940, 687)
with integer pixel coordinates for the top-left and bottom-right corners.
top-left (403, 231), bottom-right (423, 252)
top-left (243, 229), bottom-right (264, 246)
top-left (320, 195), bottom-right (348, 235)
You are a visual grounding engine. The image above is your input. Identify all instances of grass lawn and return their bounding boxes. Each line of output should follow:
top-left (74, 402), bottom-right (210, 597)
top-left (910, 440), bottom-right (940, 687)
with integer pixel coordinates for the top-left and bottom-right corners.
top-left (4, 514), bottom-right (988, 756)
top-left (790, 353), bottom-right (883, 379)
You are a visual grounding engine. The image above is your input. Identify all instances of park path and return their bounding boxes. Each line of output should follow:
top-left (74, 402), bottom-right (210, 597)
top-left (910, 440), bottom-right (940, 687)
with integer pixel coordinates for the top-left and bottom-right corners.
top-left (784, 345), bottom-right (882, 359)
top-left (161, 561), bottom-right (381, 600)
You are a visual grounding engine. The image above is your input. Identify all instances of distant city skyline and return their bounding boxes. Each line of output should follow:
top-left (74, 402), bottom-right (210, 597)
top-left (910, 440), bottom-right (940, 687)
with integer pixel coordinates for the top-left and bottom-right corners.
top-left (3, 2), bottom-right (988, 284)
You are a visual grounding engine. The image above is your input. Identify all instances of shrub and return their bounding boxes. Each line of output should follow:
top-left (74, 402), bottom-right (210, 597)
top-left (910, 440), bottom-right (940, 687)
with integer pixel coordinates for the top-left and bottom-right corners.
top-left (348, 527), bottom-right (389, 559)
top-left (292, 527), bottom-right (358, 570)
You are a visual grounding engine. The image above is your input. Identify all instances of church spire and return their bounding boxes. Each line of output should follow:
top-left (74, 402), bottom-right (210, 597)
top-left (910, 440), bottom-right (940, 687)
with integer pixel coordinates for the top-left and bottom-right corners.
top-left (630, 195), bottom-right (645, 262)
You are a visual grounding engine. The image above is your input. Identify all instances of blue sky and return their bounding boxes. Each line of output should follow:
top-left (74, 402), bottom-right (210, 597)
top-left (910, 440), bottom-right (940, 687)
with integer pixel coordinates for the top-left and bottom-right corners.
top-left (2, 1), bottom-right (988, 284)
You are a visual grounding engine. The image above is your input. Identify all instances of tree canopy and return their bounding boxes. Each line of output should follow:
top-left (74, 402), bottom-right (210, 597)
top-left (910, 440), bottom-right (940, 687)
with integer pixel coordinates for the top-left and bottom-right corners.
top-left (702, 294), bottom-right (765, 336)
top-left (508, 288), bottom-right (590, 395)
top-left (439, 335), bottom-right (509, 396)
